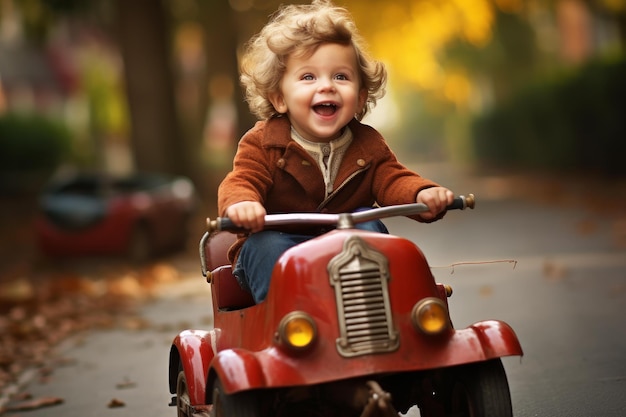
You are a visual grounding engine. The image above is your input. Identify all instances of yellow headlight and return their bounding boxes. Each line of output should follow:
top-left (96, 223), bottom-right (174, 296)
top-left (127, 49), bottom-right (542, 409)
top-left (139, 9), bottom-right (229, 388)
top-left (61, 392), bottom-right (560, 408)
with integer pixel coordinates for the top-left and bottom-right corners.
top-left (278, 312), bottom-right (317, 350)
top-left (412, 298), bottom-right (449, 335)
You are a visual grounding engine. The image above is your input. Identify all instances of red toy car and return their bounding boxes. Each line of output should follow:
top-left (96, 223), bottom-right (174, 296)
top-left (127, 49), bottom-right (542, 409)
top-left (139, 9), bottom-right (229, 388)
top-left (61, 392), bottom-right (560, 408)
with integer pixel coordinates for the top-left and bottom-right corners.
top-left (35, 172), bottom-right (196, 261)
top-left (168, 195), bottom-right (523, 417)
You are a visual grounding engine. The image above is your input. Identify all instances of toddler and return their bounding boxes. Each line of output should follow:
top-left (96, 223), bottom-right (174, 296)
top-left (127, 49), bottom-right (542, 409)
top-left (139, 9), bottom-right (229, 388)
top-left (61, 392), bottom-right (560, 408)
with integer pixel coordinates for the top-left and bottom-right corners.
top-left (218, 0), bottom-right (454, 303)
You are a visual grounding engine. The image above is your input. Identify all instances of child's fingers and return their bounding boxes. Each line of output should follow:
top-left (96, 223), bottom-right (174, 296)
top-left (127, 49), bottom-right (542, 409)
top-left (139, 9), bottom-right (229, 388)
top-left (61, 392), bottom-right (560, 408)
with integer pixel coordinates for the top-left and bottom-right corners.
top-left (226, 202), bottom-right (266, 231)
top-left (417, 187), bottom-right (455, 219)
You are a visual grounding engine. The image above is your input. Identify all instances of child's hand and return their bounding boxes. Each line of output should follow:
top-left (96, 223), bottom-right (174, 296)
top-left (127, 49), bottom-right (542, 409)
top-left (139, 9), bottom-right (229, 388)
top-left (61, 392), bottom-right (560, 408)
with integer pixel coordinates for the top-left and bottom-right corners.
top-left (416, 187), bottom-right (455, 220)
top-left (225, 201), bottom-right (266, 232)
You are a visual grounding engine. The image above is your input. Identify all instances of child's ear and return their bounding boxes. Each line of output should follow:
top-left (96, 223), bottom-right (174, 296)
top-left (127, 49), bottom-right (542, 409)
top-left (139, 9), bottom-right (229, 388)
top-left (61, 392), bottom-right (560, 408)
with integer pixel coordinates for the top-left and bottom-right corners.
top-left (357, 88), bottom-right (368, 114)
top-left (269, 92), bottom-right (287, 114)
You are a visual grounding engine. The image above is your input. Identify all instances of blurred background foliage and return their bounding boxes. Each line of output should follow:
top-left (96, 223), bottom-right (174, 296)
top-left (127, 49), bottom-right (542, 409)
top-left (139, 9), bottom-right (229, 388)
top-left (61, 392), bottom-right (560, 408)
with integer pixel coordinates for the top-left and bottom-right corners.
top-left (473, 54), bottom-right (625, 173)
top-left (0, 113), bottom-right (71, 192)
top-left (0, 0), bottom-right (625, 198)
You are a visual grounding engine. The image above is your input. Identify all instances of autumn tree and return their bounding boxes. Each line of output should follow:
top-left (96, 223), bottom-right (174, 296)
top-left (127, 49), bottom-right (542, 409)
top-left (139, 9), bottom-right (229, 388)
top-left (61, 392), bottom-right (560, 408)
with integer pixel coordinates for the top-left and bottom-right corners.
top-left (115, 0), bottom-right (188, 177)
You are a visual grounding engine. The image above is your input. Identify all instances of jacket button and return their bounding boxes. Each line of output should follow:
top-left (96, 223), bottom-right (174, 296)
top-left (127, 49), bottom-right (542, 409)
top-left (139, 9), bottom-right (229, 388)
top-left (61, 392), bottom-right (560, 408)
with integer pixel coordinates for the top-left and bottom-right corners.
top-left (276, 158), bottom-right (285, 168)
top-left (357, 159), bottom-right (366, 167)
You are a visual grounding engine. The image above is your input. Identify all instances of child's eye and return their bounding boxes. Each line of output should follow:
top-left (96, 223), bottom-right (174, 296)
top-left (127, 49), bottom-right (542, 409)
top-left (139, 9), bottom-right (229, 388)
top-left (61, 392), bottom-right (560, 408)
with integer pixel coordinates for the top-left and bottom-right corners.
top-left (335, 73), bottom-right (348, 81)
top-left (302, 74), bottom-right (315, 81)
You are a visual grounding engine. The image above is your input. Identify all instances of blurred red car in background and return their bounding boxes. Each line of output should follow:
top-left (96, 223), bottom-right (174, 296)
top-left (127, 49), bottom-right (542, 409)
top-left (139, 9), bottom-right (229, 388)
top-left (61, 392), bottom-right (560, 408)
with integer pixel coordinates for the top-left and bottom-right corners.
top-left (35, 172), bottom-right (196, 261)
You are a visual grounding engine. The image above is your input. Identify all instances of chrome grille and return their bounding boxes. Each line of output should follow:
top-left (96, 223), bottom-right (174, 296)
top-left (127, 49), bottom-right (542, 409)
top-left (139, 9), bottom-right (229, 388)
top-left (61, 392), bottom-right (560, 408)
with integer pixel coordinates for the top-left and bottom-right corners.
top-left (328, 236), bottom-right (398, 357)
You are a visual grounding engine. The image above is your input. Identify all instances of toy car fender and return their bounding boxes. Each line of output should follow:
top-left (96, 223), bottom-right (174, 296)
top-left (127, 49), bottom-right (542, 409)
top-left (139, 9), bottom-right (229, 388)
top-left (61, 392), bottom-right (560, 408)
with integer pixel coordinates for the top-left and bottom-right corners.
top-left (169, 330), bottom-right (213, 405)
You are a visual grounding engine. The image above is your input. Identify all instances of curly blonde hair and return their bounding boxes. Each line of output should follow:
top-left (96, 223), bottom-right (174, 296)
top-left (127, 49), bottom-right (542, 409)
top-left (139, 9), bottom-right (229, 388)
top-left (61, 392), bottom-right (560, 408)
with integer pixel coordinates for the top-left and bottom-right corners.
top-left (240, 0), bottom-right (386, 121)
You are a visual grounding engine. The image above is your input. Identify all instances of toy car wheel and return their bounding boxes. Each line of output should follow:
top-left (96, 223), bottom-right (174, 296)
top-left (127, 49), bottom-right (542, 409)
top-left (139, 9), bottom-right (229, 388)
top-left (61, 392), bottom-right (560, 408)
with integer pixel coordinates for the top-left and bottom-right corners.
top-left (210, 378), bottom-right (261, 417)
top-left (445, 358), bottom-right (513, 417)
top-left (176, 370), bottom-right (198, 417)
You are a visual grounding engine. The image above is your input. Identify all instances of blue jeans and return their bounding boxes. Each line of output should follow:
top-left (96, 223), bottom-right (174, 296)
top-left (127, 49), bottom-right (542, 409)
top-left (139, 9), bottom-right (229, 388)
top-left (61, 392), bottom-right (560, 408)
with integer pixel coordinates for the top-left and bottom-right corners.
top-left (233, 216), bottom-right (388, 303)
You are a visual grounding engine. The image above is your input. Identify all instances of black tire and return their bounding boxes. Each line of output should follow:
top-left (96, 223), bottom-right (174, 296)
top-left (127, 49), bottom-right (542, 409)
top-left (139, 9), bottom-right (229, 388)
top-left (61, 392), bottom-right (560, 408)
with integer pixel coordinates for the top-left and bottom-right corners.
top-left (176, 370), bottom-right (191, 417)
top-left (210, 378), bottom-right (262, 417)
top-left (445, 358), bottom-right (513, 417)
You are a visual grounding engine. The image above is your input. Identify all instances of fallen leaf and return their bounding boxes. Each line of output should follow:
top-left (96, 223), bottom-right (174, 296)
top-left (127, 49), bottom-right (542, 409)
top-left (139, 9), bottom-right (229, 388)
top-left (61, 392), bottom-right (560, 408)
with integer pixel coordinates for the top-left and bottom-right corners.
top-left (11, 391), bottom-right (33, 401)
top-left (145, 263), bottom-right (180, 284)
top-left (6, 396), bottom-right (64, 411)
top-left (123, 317), bottom-right (151, 331)
top-left (116, 377), bottom-right (137, 389)
top-left (107, 274), bottom-right (145, 298)
top-left (108, 398), bottom-right (126, 408)
top-left (543, 259), bottom-right (568, 280)
top-left (479, 285), bottom-right (493, 297)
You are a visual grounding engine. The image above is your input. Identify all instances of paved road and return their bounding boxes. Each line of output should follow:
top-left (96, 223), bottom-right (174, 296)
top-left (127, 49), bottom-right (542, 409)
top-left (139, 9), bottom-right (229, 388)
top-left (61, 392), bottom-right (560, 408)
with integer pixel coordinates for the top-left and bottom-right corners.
top-left (386, 200), bottom-right (626, 417)
top-left (6, 166), bottom-right (626, 417)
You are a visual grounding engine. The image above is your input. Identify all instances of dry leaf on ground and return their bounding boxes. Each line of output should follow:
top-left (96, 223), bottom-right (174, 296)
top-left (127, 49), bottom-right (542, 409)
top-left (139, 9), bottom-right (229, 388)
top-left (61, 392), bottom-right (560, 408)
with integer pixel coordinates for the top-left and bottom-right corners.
top-left (107, 398), bottom-right (126, 408)
top-left (5, 396), bottom-right (64, 412)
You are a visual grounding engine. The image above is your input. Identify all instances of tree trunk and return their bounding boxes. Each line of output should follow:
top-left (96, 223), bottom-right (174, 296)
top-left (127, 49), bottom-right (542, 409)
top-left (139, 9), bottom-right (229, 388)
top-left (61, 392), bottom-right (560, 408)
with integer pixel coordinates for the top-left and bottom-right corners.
top-left (201, 1), bottom-right (256, 141)
top-left (114, 0), bottom-right (187, 176)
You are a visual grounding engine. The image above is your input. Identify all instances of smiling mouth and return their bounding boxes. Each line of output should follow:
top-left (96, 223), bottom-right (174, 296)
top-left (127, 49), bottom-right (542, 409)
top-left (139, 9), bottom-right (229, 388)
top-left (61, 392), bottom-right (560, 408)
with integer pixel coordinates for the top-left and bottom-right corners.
top-left (313, 103), bottom-right (338, 116)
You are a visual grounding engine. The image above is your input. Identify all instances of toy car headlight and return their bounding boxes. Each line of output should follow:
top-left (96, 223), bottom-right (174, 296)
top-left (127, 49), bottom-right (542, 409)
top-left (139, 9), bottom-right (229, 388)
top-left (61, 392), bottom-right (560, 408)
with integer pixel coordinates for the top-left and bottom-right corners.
top-left (277, 312), bottom-right (317, 351)
top-left (411, 298), bottom-right (449, 335)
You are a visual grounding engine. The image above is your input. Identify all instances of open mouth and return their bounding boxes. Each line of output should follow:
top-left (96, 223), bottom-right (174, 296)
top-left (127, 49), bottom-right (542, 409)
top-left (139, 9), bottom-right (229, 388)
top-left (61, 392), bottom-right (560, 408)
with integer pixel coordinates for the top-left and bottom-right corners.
top-left (313, 103), bottom-right (338, 116)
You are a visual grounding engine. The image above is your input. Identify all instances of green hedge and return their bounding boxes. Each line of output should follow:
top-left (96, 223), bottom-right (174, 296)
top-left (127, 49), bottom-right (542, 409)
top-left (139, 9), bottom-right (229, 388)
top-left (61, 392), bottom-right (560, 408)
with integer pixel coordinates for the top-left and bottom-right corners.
top-left (0, 113), bottom-right (72, 193)
top-left (0, 113), bottom-right (71, 173)
top-left (472, 55), bottom-right (626, 175)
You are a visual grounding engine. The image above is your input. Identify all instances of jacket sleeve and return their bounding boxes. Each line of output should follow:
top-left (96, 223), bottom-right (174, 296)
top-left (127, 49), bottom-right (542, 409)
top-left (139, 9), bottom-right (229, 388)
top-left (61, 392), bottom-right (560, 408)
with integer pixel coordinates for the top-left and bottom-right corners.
top-left (217, 126), bottom-right (273, 216)
top-left (369, 140), bottom-right (444, 222)
top-left (372, 147), bottom-right (439, 204)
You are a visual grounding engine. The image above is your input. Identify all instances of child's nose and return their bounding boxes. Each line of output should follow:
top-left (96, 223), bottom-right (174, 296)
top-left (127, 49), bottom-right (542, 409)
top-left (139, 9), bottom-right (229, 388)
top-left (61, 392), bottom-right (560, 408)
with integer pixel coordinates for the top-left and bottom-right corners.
top-left (318, 78), bottom-right (336, 92)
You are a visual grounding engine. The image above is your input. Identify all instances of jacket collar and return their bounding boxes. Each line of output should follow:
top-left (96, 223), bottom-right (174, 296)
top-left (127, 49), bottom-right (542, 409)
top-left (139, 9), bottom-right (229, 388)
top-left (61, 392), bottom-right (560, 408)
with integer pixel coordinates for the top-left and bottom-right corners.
top-left (259, 116), bottom-right (379, 173)
top-left (262, 116), bottom-right (372, 149)
top-left (262, 116), bottom-right (295, 148)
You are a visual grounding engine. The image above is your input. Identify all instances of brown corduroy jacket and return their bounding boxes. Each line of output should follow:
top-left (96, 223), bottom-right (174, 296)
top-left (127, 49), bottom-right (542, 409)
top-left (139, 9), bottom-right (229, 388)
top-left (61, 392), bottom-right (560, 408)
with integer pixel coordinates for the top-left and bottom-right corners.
top-left (217, 116), bottom-right (441, 264)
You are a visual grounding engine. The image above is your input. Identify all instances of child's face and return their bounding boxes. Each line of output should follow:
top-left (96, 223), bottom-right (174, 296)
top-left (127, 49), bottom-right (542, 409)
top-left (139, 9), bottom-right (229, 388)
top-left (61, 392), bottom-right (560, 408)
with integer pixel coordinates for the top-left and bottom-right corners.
top-left (270, 43), bottom-right (367, 143)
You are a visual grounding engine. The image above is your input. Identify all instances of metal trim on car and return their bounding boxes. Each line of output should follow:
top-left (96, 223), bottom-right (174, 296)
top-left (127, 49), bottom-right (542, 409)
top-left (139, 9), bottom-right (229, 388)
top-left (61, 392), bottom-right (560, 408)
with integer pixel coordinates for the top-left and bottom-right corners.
top-left (328, 236), bottom-right (399, 357)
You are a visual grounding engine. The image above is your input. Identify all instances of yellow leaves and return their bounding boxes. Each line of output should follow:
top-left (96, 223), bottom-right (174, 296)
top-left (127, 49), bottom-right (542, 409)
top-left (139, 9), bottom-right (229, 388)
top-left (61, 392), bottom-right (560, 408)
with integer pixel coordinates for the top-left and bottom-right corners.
top-left (411, 2), bottom-right (456, 48)
top-left (451, 0), bottom-right (494, 46)
top-left (443, 71), bottom-right (472, 107)
top-left (348, 0), bottom-right (497, 107)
